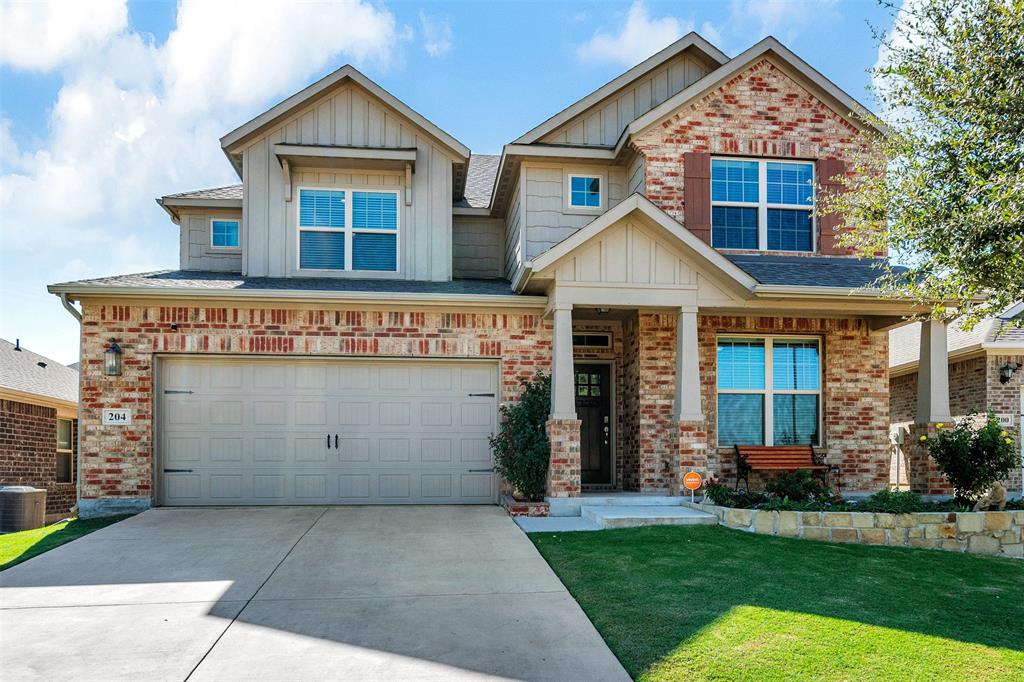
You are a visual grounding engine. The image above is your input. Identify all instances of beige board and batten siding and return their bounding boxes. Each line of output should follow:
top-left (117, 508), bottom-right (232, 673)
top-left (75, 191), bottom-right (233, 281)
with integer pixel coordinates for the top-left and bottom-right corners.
top-left (241, 83), bottom-right (457, 281)
top-left (179, 208), bottom-right (243, 272)
top-left (627, 152), bottom-right (645, 196)
top-left (524, 163), bottom-right (626, 260)
top-left (504, 177), bottom-right (524, 280)
top-left (539, 51), bottom-right (713, 146)
top-left (453, 215), bottom-right (504, 279)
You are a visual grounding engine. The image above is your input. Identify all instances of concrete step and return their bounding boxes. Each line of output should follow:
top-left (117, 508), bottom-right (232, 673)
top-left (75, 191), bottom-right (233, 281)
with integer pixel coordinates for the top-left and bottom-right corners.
top-left (580, 505), bottom-right (719, 529)
top-left (546, 494), bottom-right (688, 517)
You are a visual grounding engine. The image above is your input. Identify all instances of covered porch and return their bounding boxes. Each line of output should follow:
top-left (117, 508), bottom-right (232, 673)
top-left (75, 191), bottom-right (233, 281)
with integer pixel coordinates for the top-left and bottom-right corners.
top-left (519, 195), bottom-right (947, 498)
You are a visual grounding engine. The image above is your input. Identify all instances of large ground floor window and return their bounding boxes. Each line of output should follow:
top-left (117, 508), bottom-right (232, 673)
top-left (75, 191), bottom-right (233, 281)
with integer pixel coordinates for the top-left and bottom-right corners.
top-left (716, 336), bottom-right (822, 446)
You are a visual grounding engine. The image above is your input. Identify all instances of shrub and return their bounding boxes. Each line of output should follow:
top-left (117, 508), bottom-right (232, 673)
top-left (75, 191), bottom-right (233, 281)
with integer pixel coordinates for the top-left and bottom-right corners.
top-left (703, 478), bottom-right (769, 508)
top-left (765, 470), bottom-right (831, 502)
top-left (852, 490), bottom-right (925, 514)
top-left (489, 372), bottom-right (551, 501)
top-left (925, 413), bottom-right (1017, 504)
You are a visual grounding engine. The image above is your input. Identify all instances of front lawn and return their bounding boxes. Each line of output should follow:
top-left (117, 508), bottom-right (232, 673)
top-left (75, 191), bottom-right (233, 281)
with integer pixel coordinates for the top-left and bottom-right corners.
top-left (532, 526), bottom-right (1024, 681)
top-left (0, 516), bottom-right (130, 571)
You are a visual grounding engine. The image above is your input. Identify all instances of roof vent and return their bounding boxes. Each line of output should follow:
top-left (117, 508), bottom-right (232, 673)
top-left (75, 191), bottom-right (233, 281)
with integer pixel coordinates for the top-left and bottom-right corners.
top-left (37, 361), bottom-right (47, 368)
top-left (14, 339), bottom-right (21, 351)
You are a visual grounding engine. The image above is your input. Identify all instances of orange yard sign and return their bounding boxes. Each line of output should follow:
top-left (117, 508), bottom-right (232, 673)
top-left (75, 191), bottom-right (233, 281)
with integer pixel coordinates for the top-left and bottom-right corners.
top-left (683, 471), bottom-right (703, 490)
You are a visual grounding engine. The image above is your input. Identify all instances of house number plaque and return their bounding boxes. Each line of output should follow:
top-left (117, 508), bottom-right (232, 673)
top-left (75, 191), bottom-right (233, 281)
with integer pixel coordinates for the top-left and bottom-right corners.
top-left (102, 409), bottom-right (132, 426)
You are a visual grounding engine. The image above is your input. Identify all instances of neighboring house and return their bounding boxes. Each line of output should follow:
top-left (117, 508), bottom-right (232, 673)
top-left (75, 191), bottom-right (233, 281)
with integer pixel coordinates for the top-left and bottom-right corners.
top-left (49, 34), bottom-right (949, 518)
top-left (890, 306), bottom-right (1024, 495)
top-left (0, 339), bottom-right (79, 519)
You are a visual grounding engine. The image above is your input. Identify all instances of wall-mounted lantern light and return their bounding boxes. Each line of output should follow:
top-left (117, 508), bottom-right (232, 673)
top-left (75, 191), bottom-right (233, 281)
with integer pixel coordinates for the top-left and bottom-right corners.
top-left (104, 339), bottom-right (123, 376)
top-left (999, 361), bottom-right (1022, 385)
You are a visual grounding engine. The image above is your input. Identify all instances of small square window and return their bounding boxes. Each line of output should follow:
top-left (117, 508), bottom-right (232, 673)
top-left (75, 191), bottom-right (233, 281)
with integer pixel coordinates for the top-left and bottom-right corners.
top-left (211, 220), bottom-right (239, 248)
top-left (569, 176), bottom-right (601, 208)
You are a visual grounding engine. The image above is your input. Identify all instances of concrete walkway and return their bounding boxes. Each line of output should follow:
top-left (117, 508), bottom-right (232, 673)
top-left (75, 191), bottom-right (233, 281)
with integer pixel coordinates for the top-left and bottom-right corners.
top-left (0, 506), bottom-right (628, 681)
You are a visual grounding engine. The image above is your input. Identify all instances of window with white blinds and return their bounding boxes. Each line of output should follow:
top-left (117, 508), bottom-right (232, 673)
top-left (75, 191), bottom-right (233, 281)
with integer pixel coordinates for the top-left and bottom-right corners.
top-left (298, 188), bottom-right (399, 272)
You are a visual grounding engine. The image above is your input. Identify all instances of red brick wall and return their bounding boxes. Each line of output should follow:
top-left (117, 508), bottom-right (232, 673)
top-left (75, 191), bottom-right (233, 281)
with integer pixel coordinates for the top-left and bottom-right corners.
top-left (889, 354), bottom-right (1022, 494)
top-left (699, 315), bottom-right (890, 492)
top-left (78, 302), bottom-right (551, 502)
top-left (632, 57), bottom-right (869, 256)
top-left (0, 399), bottom-right (77, 515)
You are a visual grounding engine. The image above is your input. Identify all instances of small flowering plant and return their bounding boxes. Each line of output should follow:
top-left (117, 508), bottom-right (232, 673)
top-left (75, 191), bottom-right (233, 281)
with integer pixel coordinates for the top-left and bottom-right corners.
top-left (921, 412), bottom-right (1017, 504)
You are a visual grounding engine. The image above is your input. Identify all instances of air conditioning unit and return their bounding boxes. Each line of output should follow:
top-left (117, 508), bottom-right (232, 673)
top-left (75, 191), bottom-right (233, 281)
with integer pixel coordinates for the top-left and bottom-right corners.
top-left (0, 486), bottom-right (47, 532)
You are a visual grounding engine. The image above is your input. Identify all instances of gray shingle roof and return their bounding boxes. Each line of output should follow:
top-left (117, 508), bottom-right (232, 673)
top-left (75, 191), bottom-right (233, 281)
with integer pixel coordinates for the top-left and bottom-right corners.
top-left (162, 184), bottom-right (243, 201)
top-left (889, 309), bottom-right (1024, 368)
top-left (51, 270), bottom-right (518, 296)
top-left (455, 154), bottom-right (499, 209)
top-left (726, 255), bottom-right (898, 288)
top-left (0, 339), bottom-right (78, 404)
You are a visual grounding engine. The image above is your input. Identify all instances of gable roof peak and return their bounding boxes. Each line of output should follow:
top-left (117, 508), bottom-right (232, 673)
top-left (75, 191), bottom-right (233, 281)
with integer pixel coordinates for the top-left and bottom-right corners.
top-left (512, 31), bottom-right (728, 145)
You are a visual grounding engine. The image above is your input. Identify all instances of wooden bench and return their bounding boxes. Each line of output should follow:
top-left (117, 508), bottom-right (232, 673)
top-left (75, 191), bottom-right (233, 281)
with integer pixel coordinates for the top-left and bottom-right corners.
top-left (733, 445), bottom-right (838, 492)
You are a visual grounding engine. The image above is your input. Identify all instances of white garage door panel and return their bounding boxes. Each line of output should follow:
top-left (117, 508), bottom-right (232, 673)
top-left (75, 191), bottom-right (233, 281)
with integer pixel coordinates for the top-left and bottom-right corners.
top-left (158, 358), bottom-right (498, 505)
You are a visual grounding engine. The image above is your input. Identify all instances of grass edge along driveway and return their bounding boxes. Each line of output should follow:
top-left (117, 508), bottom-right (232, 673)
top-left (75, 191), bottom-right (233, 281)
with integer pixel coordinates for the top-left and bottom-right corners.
top-left (532, 525), bottom-right (1024, 682)
top-left (0, 515), bottom-right (130, 571)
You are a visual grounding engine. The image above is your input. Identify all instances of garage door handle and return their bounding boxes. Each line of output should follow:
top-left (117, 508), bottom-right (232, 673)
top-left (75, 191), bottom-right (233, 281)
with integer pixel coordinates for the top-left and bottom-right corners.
top-left (334, 434), bottom-right (339, 449)
top-left (163, 468), bottom-right (193, 473)
top-left (326, 434), bottom-right (331, 449)
top-left (468, 393), bottom-right (495, 397)
top-left (467, 468), bottom-right (494, 473)
top-left (163, 390), bottom-right (193, 395)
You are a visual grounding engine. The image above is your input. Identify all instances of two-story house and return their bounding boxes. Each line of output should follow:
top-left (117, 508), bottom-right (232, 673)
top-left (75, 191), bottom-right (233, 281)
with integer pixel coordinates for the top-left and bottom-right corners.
top-left (50, 34), bottom-right (954, 517)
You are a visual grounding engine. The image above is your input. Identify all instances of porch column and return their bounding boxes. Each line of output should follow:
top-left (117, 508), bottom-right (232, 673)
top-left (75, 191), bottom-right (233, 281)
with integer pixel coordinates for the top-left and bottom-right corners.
top-left (909, 319), bottom-right (952, 494)
top-left (546, 302), bottom-right (581, 497)
top-left (673, 306), bottom-right (708, 493)
top-left (673, 307), bottom-right (704, 421)
top-left (550, 303), bottom-right (577, 420)
top-left (916, 319), bottom-right (951, 423)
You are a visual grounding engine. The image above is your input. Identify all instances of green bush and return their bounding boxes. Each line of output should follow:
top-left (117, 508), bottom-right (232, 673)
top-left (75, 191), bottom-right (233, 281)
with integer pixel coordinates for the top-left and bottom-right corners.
top-left (765, 470), bottom-right (831, 502)
top-left (489, 372), bottom-right (551, 501)
top-left (925, 413), bottom-right (1017, 504)
top-left (852, 490), bottom-right (926, 514)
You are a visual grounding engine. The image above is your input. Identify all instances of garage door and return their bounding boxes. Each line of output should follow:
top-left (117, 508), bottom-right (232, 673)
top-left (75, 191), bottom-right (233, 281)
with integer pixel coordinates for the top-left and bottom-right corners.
top-left (157, 357), bottom-right (498, 505)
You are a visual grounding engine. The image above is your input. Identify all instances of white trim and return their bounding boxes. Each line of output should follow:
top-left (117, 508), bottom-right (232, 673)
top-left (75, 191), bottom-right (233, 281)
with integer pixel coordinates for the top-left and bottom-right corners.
top-left (209, 218), bottom-right (241, 250)
top-left (716, 334), bottom-right (824, 448)
top-left (295, 186), bottom-right (402, 274)
top-left (565, 172), bottom-right (606, 214)
top-left (711, 157), bottom-right (816, 253)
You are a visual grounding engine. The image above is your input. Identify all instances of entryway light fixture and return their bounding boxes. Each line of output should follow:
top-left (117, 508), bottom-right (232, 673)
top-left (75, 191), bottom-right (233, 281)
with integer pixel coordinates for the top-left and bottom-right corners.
top-left (104, 339), bottom-right (123, 376)
top-left (999, 361), bottom-right (1021, 384)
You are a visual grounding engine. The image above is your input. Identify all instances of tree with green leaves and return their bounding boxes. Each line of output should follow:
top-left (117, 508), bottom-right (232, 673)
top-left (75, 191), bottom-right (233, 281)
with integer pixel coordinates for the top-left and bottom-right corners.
top-left (821, 0), bottom-right (1023, 329)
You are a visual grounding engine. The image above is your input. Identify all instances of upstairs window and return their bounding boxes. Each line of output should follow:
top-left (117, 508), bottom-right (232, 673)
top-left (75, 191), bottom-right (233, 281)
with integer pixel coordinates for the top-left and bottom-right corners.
top-left (211, 220), bottom-right (240, 248)
top-left (717, 336), bottom-right (821, 447)
top-left (298, 188), bottom-right (399, 272)
top-left (568, 175), bottom-right (601, 208)
top-left (711, 158), bottom-right (815, 252)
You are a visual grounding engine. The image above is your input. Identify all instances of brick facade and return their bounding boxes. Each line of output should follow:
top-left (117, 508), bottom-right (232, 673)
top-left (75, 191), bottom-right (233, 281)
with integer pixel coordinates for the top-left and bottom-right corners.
top-left (632, 57), bottom-right (868, 256)
top-left (891, 353), bottom-right (1024, 495)
top-left (0, 398), bottom-right (77, 516)
top-left (545, 418), bottom-right (582, 497)
top-left (78, 302), bottom-right (552, 507)
top-left (699, 315), bottom-right (890, 493)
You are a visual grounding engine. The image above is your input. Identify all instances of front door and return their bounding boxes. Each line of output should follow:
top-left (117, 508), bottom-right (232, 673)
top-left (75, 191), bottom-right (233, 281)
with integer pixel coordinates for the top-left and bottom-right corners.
top-left (575, 364), bottom-right (612, 485)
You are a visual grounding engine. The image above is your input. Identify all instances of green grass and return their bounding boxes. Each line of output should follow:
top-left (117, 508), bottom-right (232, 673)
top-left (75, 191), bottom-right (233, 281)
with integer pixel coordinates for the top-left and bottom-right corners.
top-left (532, 525), bottom-right (1024, 681)
top-left (0, 516), bottom-right (130, 571)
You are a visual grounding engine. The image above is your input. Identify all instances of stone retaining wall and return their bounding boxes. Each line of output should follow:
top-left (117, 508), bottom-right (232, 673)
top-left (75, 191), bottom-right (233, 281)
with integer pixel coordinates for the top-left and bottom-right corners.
top-left (692, 502), bottom-right (1023, 559)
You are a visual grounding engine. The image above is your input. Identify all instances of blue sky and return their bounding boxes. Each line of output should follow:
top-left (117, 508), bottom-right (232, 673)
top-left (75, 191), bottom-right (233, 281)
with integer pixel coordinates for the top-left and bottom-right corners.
top-left (0, 0), bottom-right (896, 364)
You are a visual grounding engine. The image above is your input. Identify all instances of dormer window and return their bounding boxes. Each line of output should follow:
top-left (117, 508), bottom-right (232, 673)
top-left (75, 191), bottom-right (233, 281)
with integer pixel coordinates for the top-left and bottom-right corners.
top-left (711, 158), bottom-right (814, 252)
top-left (211, 220), bottom-right (240, 248)
top-left (298, 188), bottom-right (399, 272)
top-left (568, 175), bottom-right (602, 209)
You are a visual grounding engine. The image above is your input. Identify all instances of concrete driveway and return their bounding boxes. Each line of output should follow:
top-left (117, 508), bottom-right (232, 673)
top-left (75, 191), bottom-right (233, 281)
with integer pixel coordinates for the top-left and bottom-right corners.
top-left (0, 506), bottom-right (628, 681)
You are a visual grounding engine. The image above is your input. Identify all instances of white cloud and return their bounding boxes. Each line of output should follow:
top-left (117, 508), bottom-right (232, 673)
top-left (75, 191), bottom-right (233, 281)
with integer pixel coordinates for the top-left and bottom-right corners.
top-left (418, 11), bottom-right (453, 58)
top-left (0, 0), bottom-right (128, 71)
top-left (727, 0), bottom-right (839, 43)
top-left (576, 1), bottom-right (691, 66)
top-left (0, 0), bottom-right (406, 363)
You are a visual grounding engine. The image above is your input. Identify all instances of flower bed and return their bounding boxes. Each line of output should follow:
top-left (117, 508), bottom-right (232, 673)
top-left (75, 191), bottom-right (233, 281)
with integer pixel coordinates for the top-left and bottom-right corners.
top-left (689, 501), bottom-right (1023, 559)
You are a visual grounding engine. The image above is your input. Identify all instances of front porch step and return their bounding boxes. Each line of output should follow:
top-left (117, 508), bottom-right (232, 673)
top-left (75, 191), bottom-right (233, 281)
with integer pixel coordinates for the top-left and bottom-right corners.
top-left (547, 493), bottom-right (688, 517)
top-left (581, 505), bottom-right (719, 529)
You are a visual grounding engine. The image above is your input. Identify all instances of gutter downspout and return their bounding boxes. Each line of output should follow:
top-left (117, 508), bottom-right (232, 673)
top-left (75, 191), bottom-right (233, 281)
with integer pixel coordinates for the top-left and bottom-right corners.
top-left (58, 293), bottom-right (83, 512)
